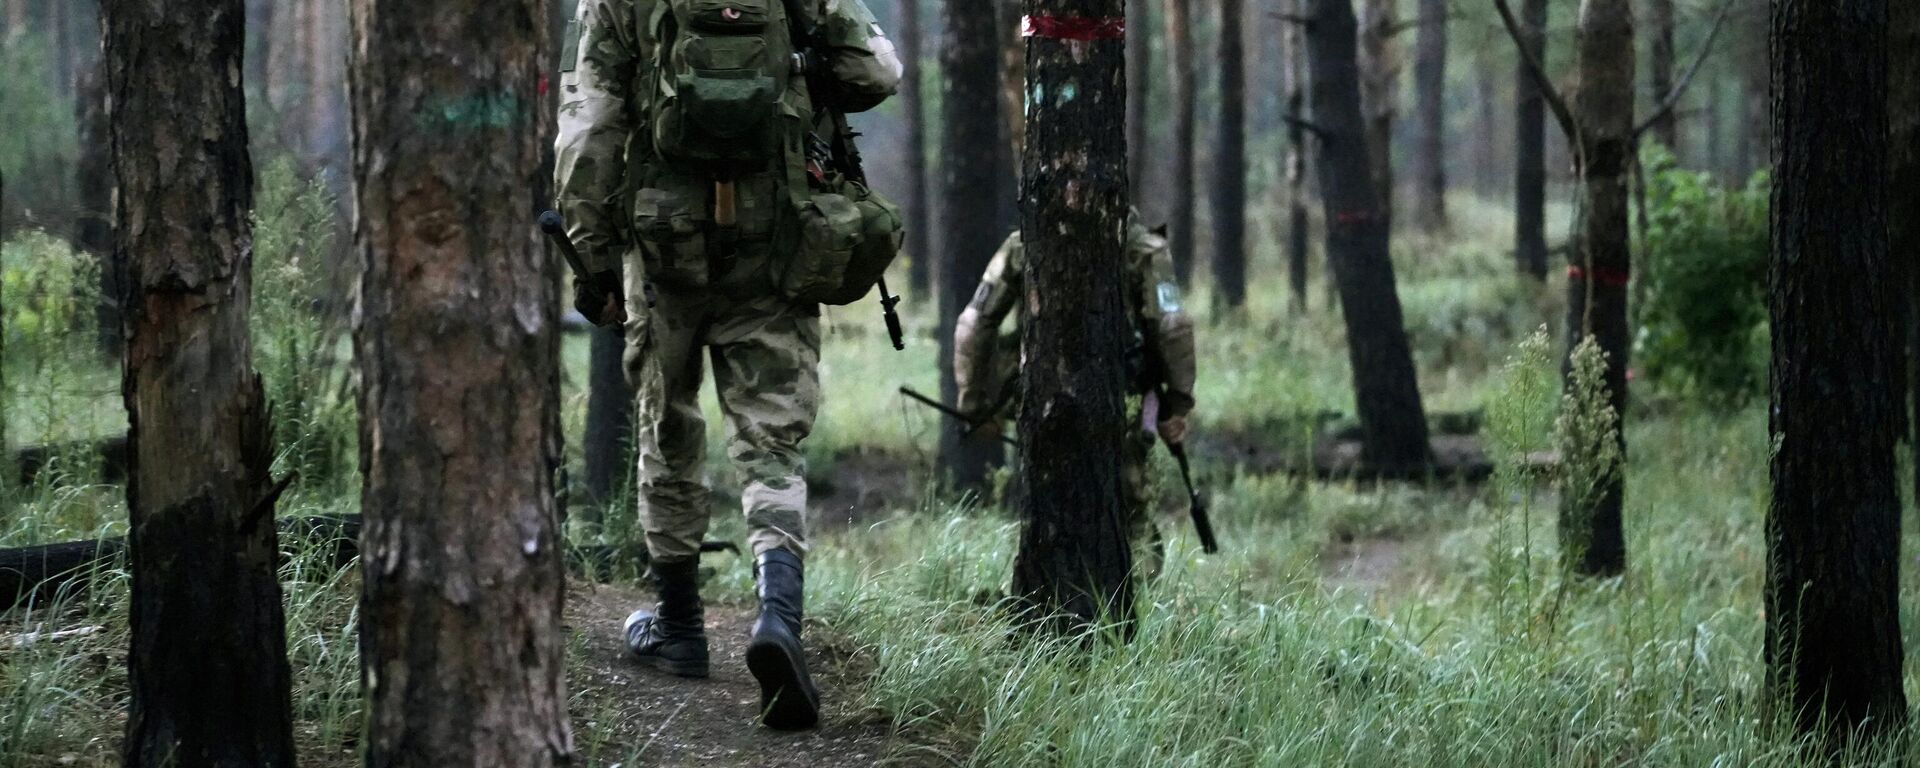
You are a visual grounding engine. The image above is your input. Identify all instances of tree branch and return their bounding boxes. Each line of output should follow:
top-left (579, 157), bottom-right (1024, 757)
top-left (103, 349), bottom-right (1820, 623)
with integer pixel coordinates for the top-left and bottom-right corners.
top-left (1633, 0), bottom-right (1737, 140)
top-left (1387, 13), bottom-right (1461, 37)
top-left (1491, 0), bottom-right (1578, 141)
top-left (1282, 113), bottom-right (1330, 140)
top-left (1268, 12), bottom-right (1314, 27)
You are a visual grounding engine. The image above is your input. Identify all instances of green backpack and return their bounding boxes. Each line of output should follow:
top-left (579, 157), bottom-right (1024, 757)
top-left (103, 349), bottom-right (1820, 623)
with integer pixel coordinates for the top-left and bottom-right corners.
top-left (647, 0), bottom-right (796, 172)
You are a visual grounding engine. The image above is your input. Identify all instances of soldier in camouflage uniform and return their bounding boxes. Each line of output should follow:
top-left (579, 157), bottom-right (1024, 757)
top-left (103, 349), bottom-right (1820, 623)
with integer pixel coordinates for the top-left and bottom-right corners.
top-left (554, 0), bottom-right (900, 730)
top-left (953, 211), bottom-right (1198, 574)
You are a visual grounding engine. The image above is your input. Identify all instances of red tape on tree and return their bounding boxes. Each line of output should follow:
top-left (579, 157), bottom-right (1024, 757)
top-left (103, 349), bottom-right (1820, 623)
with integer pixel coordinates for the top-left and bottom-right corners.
top-left (1568, 265), bottom-right (1631, 288)
top-left (1021, 15), bottom-right (1126, 40)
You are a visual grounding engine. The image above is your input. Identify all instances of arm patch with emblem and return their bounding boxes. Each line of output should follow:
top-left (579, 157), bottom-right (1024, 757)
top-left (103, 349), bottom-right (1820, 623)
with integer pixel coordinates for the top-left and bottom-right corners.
top-left (1156, 281), bottom-right (1183, 314)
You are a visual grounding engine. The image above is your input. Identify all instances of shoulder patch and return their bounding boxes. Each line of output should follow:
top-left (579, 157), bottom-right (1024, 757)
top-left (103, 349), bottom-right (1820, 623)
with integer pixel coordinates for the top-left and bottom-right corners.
top-left (1156, 281), bottom-right (1182, 313)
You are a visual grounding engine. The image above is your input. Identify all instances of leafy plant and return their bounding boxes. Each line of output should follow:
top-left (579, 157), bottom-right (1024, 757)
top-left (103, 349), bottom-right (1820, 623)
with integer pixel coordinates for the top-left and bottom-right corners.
top-left (251, 158), bottom-right (354, 493)
top-left (1634, 145), bottom-right (1769, 408)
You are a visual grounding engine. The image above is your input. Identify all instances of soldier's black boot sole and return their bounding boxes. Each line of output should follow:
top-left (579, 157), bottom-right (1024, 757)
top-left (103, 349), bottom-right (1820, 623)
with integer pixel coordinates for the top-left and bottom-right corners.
top-left (624, 609), bottom-right (710, 678)
top-left (749, 549), bottom-right (820, 730)
top-left (623, 558), bottom-right (710, 678)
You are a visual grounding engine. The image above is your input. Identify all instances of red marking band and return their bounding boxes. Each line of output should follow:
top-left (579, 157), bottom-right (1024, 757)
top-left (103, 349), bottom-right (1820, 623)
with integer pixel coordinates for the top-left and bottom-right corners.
top-left (1021, 15), bottom-right (1126, 40)
top-left (1334, 209), bottom-right (1375, 224)
top-left (1568, 265), bottom-right (1631, 287)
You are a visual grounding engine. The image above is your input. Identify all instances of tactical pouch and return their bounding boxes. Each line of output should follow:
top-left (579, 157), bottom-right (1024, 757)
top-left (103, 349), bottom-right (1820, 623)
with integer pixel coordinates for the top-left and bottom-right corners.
top-left (780, 181), bottom-right (903, 306)
top-left (651, 0), bottom-right (789, 170)
top-left (633, 185), bottom-right (711, 288)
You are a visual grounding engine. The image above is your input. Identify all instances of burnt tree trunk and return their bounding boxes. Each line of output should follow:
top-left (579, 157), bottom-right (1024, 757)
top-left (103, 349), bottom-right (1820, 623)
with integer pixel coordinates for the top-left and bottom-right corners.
top-left (103, 0), bottom-right (297, 762)
top-left (1011, 0), bottom-right (1135, 631)
top-left (1358, 0), bottom-right (1399, 232)
top-left (1766, 0), bottom-right (1906, 742)
top-left (1284, 0), bottom-right (1309, 311)
top-left (1646, 0), bottom-right (1678, 150)
top-left (1164, 0), bottom-right (1195, 282)
top-left (1892, 0), bottom-right (1918, 500)
top-left (1411, 0), bottom-right (1446, 231)
top-left (902, 0), bottom-right (932, 295)
top-left (1303, 0), bottom-right (1432, 469)
top-left (582, 326), bottom-right (632, 527)
top-left (1556, 0), bottom-right (1633, 578)
top-left (937, 0), bottom-right (1009, 492)
top-left (1210, 0), bottom-right (1246, 308)
top-left (1127, 0), bottom-right (1150, 204)
top-left (348, 0), bottom-right (574, 762)
top-left (1513, 0), bottom-right (1549, 279)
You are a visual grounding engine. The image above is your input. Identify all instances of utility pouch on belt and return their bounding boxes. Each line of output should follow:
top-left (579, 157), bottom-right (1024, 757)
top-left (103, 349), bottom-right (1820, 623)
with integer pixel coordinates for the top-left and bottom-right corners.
top-left (632, 184), bottom-right (711, 288)
top-left (781, 179), bottom-right (901, 305)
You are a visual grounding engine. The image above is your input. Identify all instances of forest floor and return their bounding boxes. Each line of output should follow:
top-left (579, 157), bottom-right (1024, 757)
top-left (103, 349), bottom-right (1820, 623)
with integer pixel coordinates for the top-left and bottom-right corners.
top-left (565, 585), bottom-right (945, 768)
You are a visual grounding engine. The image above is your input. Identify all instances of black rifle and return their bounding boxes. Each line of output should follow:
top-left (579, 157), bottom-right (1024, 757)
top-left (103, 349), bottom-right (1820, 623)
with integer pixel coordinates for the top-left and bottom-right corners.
top-left (783, 0), bottom-right (906, 351)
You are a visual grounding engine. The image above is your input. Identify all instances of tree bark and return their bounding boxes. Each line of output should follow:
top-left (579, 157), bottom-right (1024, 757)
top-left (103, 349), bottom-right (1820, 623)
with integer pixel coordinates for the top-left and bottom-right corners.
top-left (1895, 0), bottom-right (1920, 504)
top-left (1411, 0), bottom-right (1447, 231)
top-left (348, 0), bottom-right (574, 762)
top-left (938, 0), bottom-right (1009, 492)
top-left (1767, 0), bottom-right (1906, 742)
top-left (1284, 0), bottom-right (1309, 311)
top-left (1358, 0), bottom-right (1399, 232)
top-left (1474, 59), bottom-right (1497, 195)
top-left (103, 0), bottom-right (297, 762)
top-left (1210, 0), bottom-right (1246, 308)
top-left (901, 0), bottom-right (932, 296)
top-left (1646, 0), bottom-right (1679, 151)
top-left (1513, 0), bottom-right (1549, 279)
top-left (1127, 0), bottom-right (1150, 203)
top-left (582, 326), bottom-right (632, 527)
top-left (1163, 0), bottom-right (1195, 282)
top-left (1557, 0), bottom-right (1633, 578)
top-left (1303, 0), bottom-right (1432, 469)
top-left (1011, 0), bottom-right (1135, 632)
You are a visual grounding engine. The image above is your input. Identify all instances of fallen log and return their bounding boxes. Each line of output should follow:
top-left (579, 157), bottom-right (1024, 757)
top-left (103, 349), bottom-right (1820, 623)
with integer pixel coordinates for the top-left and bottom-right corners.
top-left (0, 515), bottom-right (738, 608)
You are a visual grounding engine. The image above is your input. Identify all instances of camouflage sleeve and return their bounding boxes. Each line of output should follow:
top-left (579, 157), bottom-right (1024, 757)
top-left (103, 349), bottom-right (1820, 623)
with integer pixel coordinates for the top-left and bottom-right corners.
top-left (817, 0), bottom-right (903, 113)
top-left (1131, 222), bottom-right (1196, 417)
top-left (953, 232), bottom-right (1023, 416)
top-left (554, 0), bottom-right (642, 276)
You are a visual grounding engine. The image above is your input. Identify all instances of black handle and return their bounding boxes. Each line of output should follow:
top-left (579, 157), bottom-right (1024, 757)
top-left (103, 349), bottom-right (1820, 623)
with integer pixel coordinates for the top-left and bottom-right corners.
top-left (1167, 442), bottom-right (1219, 554)
top-left (537, 210), bottom-right (589, 279)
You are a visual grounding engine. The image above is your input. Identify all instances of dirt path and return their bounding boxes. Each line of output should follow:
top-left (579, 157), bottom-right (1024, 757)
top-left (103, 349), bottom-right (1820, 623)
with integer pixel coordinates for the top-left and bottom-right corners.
top-left (566, 583), bottom-right (938, 768)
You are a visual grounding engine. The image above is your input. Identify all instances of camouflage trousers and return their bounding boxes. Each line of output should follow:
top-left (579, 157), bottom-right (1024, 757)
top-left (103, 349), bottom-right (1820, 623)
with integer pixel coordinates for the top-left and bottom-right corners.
top-left (622, 267), bottom-right (821, 562)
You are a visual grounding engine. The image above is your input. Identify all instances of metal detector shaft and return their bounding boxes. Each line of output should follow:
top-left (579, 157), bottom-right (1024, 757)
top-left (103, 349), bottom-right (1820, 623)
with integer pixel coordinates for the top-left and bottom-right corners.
top-left (898, 386), bottom-right (1018, 447)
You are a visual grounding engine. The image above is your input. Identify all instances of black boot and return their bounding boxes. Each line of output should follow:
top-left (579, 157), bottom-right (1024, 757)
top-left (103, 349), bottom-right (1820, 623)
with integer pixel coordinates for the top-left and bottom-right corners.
top-left (746, 549), bottom-right (820, 729)
top-left (623, 558), bottom-right (709, 678)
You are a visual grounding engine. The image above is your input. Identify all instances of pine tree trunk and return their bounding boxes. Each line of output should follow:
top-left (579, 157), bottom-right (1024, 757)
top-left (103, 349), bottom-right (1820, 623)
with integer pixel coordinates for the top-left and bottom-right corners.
top-left (902, 0), bottom-right (932, 296)
top-left (1163, 0), bottom-right (1195, 282)
top-left (582, 326), bottom-right (632, 526)
top-left (103, 0), bottom-right (297, 762)
top-left (1474, 61), bottom-right (1496, 195)
top-left (1513, 0), bottom-right (1549, 279)
top-left (1210, 0), bottom-right (1246, 308)
top-left (1284, 0), bottom-right (1309, 311)
top-left (348, 0), bottom-right (574, 762)
top-left (1127, 0), bottom-right (1150, 203)
top-left (1358, 0), bottom-right (1399, 233)
top-left (1011, 0), bottom-right (1135, 631)
top-left (1737, 1), bottom-right (1768, 179)
top-left (937, 0), bottom-right (1009, 492)
top-left (1304, 0), bottom-right (1432, 469)
top-left (1411, 0), bottom-right (1446, 231)
top-left (1895, 0), bottom-right (1920, 504)
top-left (1558, 0), bottom-right (1633, 578)
top-left (1766, 0), bottom-right (1907, 742)
top-left (75, 68), bottom-right (116, 354)
top-left (1646, 0), bottom-right (1678, 151)
top-left (247, 0), bottom-right (274, 98)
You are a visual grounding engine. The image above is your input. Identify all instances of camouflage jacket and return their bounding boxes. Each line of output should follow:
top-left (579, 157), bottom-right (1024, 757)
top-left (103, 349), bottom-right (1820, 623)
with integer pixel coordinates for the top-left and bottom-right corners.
top-left (553, 0), bottom-right (902, 276)
top-left (953, 215), bottom-right (1198, 421)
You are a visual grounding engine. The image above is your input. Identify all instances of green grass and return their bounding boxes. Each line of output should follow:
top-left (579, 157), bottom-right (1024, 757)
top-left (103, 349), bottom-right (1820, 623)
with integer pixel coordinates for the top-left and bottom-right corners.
top-left (3, 187), bottom-right (1911, 766)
